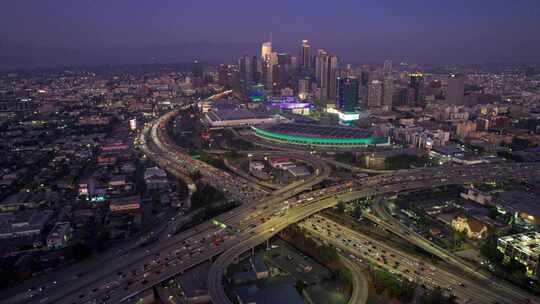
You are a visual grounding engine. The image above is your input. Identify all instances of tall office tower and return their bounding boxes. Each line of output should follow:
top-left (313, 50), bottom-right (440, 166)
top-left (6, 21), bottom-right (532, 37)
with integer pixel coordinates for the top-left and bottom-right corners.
top-left (298, 78), bottom-right (310, 100)
top-left (192, 60), bottom-right (203, 78)
top-left (265, 63), bottom-right (273, 90)
top-left (315, 49), bottom-right (327, 85)
top-left (395, 87), bottom-right (408, 106)
top-left (359, 69), bottom-right (370, 103)
top-left (276, 53), bottom-right (293, 90)
top-left (290, 56), bottom-right (298, 71)
top-left (255, 57), bottom-right (263, 81)
top-left (300, 40), bottom-right (311, 68)
top-left (408, 72), bottom-right (425, 106)
top-left (327, 55), bottom-right (339, 101)
top-left (218, 64), bottom-right (230, 87)
top-left (317, 53), bottom-right (338, 101)
top-left (230, 68), bottom-right (242, 94)
top-left (238, 56), bottom-right (254, 92)
top-left (382, 77), bottom-right (394, 106)
top-left (367, 80), bottom-right (383, 108)
top-left (446, 73), bottom-right (465, 105)
top-left (264, 52), bottom-right (278, 90)
top-left (277, 53), bottom-right (292, 66)
top-left (261, 42), bottom-right (272, 61)
top-left (251, 56), bottom-right (262, 84)
top-left (383, 60), bottom-right (392, 77)
top-left (336, 77), bottom-right (359, 112)
top-left (272, 64), bottom-right (289, 90)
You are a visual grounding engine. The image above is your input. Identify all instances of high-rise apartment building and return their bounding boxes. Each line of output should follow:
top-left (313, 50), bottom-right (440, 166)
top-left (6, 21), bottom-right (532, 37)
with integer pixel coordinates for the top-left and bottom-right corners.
top-left (446, 73), bottom-right (466, 105)
top-left (368, 80), bottom-right (383, 108)
top-left (218, 64), bottom-right (231, 87)
top-left (336, 77), bottom-right (359, 112)
top-left (383, 60), bottom-right (392, 77)
top-left (408, 72), bottom-right (425, 106)
top-left (382, 77), bottom-right (394, 107)
top-left (238, 55), bottom-right (254, 88)
top-left (300, 40), bottom-right (310, 68)
top-left (298, 78), bottom-right (310, 100)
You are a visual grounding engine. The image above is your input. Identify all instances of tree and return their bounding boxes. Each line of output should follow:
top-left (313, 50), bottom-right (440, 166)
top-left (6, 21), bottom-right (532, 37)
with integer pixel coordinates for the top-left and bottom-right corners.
top-left (511, 137), bottom-right (531, 151)
top-left (488, 205), bottom-right (500, 220)
top-left (336, 268), bottom-right (353, 285)
top-left (480, 236), bottom-right (504, 263)
top-left (399, 280), bottom-right (416, 303)
top-left (189, 170), bottom-right (203, 181)
top-left (335, 152), bottom-right (356, 164)
top-left (190, 184), bottom-right (225, 210)
top-left (335, 201), bottom-right (346, 213)
top-left (352, 204), bottom-right (364, 219)
top-left (384, 154), bottom-right (426, 170)
top-left (318, 245), bottom-right (339, 263)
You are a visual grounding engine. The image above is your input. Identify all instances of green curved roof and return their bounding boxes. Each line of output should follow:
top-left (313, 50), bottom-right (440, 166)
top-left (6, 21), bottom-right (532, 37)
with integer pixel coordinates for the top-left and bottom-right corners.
top-left (252, 127), bottom-right (388, 145)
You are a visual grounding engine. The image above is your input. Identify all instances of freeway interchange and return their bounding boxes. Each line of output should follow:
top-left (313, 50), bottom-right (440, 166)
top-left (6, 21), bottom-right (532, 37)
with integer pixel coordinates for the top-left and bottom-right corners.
top-left (207, 160), bottom-right (540, 304)
top-left (3, 103), bottom-right (540, 304)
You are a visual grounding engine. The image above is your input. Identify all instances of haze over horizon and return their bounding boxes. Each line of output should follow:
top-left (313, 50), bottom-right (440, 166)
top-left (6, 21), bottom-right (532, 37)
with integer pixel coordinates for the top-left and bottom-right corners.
top-left (1, 0), bottom-right (539, 69)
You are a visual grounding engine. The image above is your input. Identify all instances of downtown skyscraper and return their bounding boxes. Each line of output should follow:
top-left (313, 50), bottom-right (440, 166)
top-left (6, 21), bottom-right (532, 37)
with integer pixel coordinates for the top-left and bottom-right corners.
top-left (446, 73), bottom-right (465, 105)
top-left (300, 40), bottom-right (311, 69)
top-left (315, 50), bottom-right (338, 102)
top-left (337, 77), bottom-right (359, 112)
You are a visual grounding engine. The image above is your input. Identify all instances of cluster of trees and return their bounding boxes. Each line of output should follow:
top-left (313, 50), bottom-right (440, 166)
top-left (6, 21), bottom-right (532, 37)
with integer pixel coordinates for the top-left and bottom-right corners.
top-left (334, 200), bottom-right (364, 219)
top-left (227, 138), bottom-right (254, 150)
top-left (284, 224), bottom-right (352, 290)
top-left (190, 184), bottom-right (225, 210)
top-left (335, 152), bottom-right (356, 165)
top-left (197, 152), bottom-right (228, 170)
top-left (318, 244), bottom-right (340, 264)
top-left (373, 269), bottom-right (416, 302)
top-left (197, 201), bottom-right (239, 223)
top-left (384, 154), bottom-right (432, 170)
top-left (510, 137), bottom-right (535, 151)
top-left (373, 269), bottom-right (456, 303)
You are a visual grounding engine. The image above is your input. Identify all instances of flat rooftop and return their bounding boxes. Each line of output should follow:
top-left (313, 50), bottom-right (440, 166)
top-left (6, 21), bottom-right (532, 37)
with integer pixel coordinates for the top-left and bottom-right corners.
top-left (207, 108), bottom-right (271, 121)
top-left (498, 191), bottom-right (540, 218)
top-left (499, 232), bottom-right (540, 257)
top-left (259, 123), bottom-right (373, 139)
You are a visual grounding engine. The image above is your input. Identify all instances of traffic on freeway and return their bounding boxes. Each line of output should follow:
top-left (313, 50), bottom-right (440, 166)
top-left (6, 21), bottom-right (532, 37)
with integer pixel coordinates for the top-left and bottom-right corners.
top-left (301, 214), bottom-right (524, 304)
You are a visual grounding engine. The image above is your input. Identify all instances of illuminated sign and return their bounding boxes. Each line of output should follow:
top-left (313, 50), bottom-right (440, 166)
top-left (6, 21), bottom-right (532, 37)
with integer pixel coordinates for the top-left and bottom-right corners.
top-left (252, 127), bottom-right (388, 146)
top-left (129, 119), bottom-right (137, 131)
top-left (338, 112), bottom-right (360, 121)
top-left (327, 108), bottom-right (360, 121)
top-left (91, 195), bottom-right (106, 202)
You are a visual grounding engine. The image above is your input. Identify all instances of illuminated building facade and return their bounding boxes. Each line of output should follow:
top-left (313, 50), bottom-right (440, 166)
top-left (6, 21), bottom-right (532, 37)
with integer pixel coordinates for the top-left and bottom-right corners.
top-left (252, 123), bottom-right (388, 148)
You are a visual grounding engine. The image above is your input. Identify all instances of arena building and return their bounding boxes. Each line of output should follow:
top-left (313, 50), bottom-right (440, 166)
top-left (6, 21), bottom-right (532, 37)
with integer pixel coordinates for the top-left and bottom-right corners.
top-left (203, 108), bottom-right (287, 128)
top-left (265, 97), bottom-right (312, 115)
top-left (252, 123), bottom-right (389, 148)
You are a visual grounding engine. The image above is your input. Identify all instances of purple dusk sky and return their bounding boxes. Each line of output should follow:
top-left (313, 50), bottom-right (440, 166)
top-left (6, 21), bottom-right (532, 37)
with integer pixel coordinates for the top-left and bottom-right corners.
top-left (0, 0), bottom-right (539, 69)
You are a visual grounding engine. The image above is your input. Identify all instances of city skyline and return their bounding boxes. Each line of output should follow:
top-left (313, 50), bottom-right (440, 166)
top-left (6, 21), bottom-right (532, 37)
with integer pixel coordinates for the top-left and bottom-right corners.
top-left (1, 2), bottom-right (540, 304)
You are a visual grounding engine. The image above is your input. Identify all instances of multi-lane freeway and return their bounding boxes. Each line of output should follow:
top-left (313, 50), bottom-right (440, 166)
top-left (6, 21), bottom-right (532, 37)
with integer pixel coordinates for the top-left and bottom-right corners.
top-left (301, 214), bottom-right (520, 304)
top-left (207, 162), bottom-right (540, 304)
top-left (4, 97), bottom-right (540, 304)
top-left (1, 108), bottom-right (334, 304)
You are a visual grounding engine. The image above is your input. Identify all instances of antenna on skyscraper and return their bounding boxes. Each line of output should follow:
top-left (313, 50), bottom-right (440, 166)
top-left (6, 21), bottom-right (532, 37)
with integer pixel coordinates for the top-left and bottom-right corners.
top-left (270, 32), bottom-right (273, 44)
